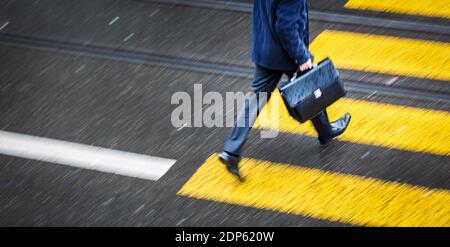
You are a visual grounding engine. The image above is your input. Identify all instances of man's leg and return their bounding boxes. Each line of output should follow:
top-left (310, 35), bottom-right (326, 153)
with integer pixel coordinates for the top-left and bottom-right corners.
top-left (223, 65), bottom-right (282, 156)
top-left (220, 65), bottom-right (282, 180)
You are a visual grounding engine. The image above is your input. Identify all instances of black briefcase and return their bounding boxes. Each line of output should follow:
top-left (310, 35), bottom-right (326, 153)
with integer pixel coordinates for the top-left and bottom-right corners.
top-left (278, 58), bottom-right (346, 123)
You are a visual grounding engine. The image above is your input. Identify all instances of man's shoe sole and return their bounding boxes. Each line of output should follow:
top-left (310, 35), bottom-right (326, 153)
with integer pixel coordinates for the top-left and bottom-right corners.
top-left (218, 154), bottom-right (245, 182)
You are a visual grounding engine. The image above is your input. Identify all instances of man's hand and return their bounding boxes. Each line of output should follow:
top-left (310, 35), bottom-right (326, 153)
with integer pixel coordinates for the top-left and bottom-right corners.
top-left (299, 59), bottom-right (312, 72)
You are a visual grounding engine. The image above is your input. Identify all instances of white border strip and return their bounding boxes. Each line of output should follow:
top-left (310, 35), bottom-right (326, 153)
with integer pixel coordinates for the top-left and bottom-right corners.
top-left (0, 130), bottom-right (176, 181)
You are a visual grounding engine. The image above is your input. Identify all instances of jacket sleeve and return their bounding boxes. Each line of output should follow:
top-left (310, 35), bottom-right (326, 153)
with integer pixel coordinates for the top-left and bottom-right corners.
top-left (275, 0), bottom-right (312, 66)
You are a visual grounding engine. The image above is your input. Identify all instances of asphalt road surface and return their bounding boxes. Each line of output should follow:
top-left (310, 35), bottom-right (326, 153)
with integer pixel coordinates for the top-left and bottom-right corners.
top-left (0, 0), bottom-right (449, 226)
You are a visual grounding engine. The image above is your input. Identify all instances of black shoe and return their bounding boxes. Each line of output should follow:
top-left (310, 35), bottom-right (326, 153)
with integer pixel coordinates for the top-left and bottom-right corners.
top-left (318, 113), bottom-right (351, 145)
top-left (219, 151), bottom-right (244, 182)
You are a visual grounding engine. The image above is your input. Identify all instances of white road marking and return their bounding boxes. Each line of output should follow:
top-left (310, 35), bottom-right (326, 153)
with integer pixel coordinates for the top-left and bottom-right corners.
top-left (74, 65), bottom-right (85, 74)
top-left (366, 91), bottom-right (377, 99)
top-left (0, 130), bottom-right (176, 181)
top-left (149, 9), bottom-right (159, 17)
top-left (385, 76), bottom-right (399, 86)
top-left (123, 33), bottom-right (134, 42)
top-left (177, 123), bottom-right (188, 131)
top-left (108, 17), bottom-right (120, 26)
top-left (360, 151), bottom-right (371, 160)
top-left (0, 21), bottom-right (10, 31)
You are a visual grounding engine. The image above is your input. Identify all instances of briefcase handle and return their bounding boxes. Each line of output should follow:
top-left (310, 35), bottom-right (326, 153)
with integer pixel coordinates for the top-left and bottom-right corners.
top-left (290, 63), bottom-right (318, 82)
top-left (290, 57), bottom-right (331, 82)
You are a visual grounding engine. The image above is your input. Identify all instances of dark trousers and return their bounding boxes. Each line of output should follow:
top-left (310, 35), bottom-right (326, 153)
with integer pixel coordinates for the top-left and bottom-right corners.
top-left (223, 64), bottom-right (331, 156)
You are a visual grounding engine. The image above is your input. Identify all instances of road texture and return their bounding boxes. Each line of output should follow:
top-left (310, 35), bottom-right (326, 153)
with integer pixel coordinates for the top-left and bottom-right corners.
top-left (0, 0), bottom-right (449, 226)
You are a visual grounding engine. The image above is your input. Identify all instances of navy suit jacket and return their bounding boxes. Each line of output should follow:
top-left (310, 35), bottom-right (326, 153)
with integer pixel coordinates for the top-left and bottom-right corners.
top-left (252, 0), bottom-right (314, 71)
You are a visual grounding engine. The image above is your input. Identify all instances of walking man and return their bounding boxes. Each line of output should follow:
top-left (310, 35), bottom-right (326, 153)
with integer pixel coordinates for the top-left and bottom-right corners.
top-left (219, 0), bottom-right (352, 181)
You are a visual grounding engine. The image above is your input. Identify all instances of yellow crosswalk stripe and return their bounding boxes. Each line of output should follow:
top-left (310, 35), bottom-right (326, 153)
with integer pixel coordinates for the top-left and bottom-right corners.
top-left (178, 154), bottom-right (450, 226)
top-left (309, 30), bottom-right (450, 81)
top-left (254, 90), bottom-right (450, 156)
top-left (344, 0), bottom-right (450, 18)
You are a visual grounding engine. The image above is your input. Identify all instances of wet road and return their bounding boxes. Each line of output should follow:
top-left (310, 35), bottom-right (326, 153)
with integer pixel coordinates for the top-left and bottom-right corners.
top-left (0, 0), bottom-right (449, 226)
